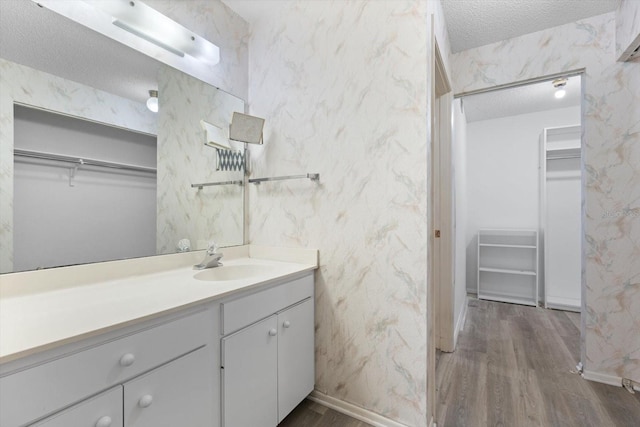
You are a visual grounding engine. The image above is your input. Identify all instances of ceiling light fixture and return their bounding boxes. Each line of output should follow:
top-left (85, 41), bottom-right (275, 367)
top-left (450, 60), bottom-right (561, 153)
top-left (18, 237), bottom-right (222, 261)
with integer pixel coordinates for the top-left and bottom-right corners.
top-left (146, 90), bottom-right (158, 113)
top-left (553, 78), bottom-right (568, 99)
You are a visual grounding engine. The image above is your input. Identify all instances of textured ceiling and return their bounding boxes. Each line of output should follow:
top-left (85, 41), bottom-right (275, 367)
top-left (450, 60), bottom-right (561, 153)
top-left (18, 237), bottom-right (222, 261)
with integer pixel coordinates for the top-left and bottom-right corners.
top-left (1, 1), bottom-right (598, 112)
top-left (0, 0), bottom-right (162, 104)
top-left (463, 75), bottom-right (581, 123)
top-left (441, 0), bottom-right (620, 53)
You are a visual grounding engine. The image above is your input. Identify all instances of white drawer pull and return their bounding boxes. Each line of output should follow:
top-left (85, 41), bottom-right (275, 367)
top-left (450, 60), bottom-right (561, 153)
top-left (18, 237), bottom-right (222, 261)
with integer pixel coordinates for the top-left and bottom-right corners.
top-left (283, 320), bottom-right (291, 328)
top-left (268, 328), bottom-right (277, 336)
top-left (138, 394), bottom-right (154, 408)
top-left (95, 416), bottom-right (112, 427)
top-left (119, 353), bottom-right (135, 367)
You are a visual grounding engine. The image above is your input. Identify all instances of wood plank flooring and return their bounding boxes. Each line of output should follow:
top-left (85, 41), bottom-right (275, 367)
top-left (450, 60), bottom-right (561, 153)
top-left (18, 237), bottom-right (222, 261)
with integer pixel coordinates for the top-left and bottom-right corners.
top-left (280, 298), bottom-right (640, 426)
top-left (436, 298), bottom-right (640, 427)
top-left (279, 399), bottom-right (371, 427)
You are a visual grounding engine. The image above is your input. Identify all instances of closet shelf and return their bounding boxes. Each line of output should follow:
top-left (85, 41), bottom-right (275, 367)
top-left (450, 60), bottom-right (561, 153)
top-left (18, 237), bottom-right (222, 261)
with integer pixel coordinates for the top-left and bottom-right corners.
top-left (477, 292), bottom-right (537, 307)
top-left (479, 243), bottom-right (536, 249)
top-left (479, 267), bottom-right (536, 276)
top-left (477, 229), bottom-right (539, 306)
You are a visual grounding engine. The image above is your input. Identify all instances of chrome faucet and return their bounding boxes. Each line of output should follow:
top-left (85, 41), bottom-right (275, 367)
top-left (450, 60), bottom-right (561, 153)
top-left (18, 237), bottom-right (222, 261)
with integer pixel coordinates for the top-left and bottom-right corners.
top-left (193, 241), bottom-right (223, 270)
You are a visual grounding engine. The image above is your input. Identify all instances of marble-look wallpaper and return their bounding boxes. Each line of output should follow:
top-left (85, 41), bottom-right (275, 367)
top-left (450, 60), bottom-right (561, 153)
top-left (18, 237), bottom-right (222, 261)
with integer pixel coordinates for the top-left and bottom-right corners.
top-left (146, 0), bottom-right (249, 100)
top-left (156, 67), bottom-right (245, 253)
top-left (615, 0), bottom-right (640, 60)
top-left (246, 1), bottom-right (450, 425)
top-left (451, 13), bottom-right (640, 384)
top-left (0, 58), bottom-right (156, 274)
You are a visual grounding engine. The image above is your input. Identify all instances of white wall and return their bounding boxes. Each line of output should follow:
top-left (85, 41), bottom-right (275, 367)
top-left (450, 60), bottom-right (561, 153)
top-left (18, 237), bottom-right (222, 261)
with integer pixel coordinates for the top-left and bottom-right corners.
top-left (452, 98), bottom-right (468, 343)
top-left (13, 106), bottom-right (156, 271)
top-left (465, 106), bottom-right (580, 293)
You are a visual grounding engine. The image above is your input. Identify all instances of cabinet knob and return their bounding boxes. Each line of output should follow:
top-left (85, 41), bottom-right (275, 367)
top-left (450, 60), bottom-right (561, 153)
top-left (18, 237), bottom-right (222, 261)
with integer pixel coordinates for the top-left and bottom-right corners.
top-left (119, 353), bottom-right (136, 367)
top-left (268, 328), bottom-right (277, 336)
top-left (95, 416), bottom-right (112, 427)
top-left (283, 320), bottom-right (291, 328)
top-left (138, 394), bottom-right (153, 408)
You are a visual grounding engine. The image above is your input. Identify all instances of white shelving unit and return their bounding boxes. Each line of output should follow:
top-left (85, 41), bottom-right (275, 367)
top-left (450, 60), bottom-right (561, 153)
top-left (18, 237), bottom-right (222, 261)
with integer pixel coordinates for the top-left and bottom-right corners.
top-left (540, 125), bottom-right (582, 312)
top-left (477, 229), bottom-right (538, 306)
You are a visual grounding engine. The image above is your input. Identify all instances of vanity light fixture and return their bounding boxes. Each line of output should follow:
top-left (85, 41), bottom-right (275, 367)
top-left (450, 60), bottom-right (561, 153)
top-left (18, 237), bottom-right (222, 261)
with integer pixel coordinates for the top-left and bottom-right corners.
top-left (112, 18), bottom-right (185, 58)
top-left (553, 78), bottom-right (568, 99)
top-left (146, 90), bottom-right (158, 113)
top-left (32, 0), bottom-right (220, 79)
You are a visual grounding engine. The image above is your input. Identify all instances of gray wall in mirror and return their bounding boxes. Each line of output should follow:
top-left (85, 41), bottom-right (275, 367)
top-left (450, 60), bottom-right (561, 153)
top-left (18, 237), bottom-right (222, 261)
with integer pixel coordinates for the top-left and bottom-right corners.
top-left (0, 0), bottom-right (249, 274)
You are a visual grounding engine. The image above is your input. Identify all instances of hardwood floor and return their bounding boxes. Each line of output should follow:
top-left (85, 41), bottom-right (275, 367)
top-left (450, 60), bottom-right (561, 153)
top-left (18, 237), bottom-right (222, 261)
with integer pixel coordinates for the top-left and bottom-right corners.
top-left (436, 298), bottom-right (640, 427)
top-left (279, 399), bottom-right (372, 427)
top-left (280, 298), bottom-right (640, 426)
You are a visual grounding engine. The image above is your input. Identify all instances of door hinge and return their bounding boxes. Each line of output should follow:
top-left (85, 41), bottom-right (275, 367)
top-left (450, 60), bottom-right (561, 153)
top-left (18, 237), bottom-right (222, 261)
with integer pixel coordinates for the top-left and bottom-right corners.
top-left (435, 230), bottom-right (441, 238)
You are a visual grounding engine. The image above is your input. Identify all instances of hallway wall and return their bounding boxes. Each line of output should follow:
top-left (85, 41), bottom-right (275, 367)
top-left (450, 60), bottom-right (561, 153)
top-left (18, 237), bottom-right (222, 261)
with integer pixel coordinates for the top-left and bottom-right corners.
top-left (452, 11), bottom-right (640, 385)
top-left (245, 1), bottom-right (451, 425)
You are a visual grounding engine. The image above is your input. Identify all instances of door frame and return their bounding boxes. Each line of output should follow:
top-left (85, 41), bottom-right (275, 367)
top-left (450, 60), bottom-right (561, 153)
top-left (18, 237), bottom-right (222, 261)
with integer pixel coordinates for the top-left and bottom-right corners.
top-left (433, 40), bottom-right (454, 354)
top-left (428, 23), bottom-right (454, 426)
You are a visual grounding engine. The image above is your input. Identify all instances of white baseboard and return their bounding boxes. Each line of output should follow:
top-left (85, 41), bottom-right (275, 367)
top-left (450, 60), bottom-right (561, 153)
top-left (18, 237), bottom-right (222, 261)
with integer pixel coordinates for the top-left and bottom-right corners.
top-left (545, 296), bottom-right (581, 312)
top-left (453, 296), bottom-right (468, 348)
top-left (582, 370), bottom-right (622, 387)
top-left (309, 390), bottom-right (409, 427)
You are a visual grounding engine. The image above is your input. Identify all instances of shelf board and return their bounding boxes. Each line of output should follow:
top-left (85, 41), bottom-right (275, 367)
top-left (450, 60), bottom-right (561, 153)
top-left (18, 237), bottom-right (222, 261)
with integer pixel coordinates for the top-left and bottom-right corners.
top-left (478, 292), bottom-right (537, 307)
top-left (479, 243), bottom-right (536, 249)
top-left (479, 267), bottom-right (536, 276)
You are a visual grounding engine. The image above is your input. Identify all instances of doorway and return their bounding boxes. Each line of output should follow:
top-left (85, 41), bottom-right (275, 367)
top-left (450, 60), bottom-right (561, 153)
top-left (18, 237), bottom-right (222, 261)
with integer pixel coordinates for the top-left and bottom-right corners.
top-left (457, 74), bottom-right (583, 315)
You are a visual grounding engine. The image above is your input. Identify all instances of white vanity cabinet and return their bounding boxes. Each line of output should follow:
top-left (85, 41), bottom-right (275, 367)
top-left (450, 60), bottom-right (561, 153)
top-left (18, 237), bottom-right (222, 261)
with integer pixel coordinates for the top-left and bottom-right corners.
top-left (221, 274), bottom-right (315, 427)
top-left (0, 308), bottom-right (216, 427)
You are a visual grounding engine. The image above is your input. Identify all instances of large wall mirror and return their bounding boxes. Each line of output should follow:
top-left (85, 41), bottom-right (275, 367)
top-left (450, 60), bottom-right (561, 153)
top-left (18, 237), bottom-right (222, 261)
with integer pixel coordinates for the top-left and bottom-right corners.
top-left (0, 1), bottom-right (246, 274)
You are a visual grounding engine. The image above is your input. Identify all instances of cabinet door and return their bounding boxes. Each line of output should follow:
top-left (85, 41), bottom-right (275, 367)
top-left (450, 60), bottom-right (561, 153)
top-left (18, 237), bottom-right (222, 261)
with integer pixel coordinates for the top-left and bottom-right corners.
top-left (222, 315), bottom-right (278, 427)
top-left (124, 346), bottom-right (213, 427)
top-left (31, 386), bottom-right (122, 427)
top-left (277, 298), bottom-right (315, 423)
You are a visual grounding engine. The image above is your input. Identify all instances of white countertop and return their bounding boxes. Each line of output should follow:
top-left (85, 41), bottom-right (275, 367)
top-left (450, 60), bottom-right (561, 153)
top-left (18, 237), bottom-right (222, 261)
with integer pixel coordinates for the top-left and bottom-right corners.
top-left (0, 245), bottom-right (318, 364)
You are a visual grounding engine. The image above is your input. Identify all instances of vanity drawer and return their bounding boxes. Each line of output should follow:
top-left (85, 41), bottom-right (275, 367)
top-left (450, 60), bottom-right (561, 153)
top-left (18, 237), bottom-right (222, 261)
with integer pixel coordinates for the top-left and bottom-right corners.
top-left (221, 274), bottom-right (313, 335)
top-left (30, 386), bottom-right (123, 427)
top-left (0, 309), bottom-right (210, 427)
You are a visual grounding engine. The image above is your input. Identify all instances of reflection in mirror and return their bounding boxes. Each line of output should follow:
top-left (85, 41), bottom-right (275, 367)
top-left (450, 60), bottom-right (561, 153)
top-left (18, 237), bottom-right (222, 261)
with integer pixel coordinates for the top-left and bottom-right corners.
top-left (13, 105), bottom-right (158, 272)
top-left (0, 1), bottom-right (245, 274)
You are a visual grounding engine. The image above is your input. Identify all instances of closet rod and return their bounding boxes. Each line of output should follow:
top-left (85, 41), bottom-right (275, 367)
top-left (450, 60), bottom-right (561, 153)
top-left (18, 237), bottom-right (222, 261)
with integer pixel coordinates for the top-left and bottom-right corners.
top-left (14, 148), bottom-right (157, 174)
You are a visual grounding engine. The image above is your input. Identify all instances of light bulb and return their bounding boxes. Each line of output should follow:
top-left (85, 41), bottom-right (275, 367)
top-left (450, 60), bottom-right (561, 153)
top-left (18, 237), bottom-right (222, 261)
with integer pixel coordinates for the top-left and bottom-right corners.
top-left (554, 88), bottom-right (566, 99)
top-left (146, 90), bottom-right (159, 113)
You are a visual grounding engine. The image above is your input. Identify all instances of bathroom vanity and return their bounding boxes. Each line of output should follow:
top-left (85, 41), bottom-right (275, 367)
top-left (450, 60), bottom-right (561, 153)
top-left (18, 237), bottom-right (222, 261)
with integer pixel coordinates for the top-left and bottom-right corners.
top-left (0, 246), bottom-right (317, 427)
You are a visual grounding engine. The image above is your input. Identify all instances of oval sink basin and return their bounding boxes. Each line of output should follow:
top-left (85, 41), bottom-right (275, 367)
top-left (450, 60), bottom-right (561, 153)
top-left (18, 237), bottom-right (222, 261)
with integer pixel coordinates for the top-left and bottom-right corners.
top-left (193, 264), bottom-right (276, 282)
